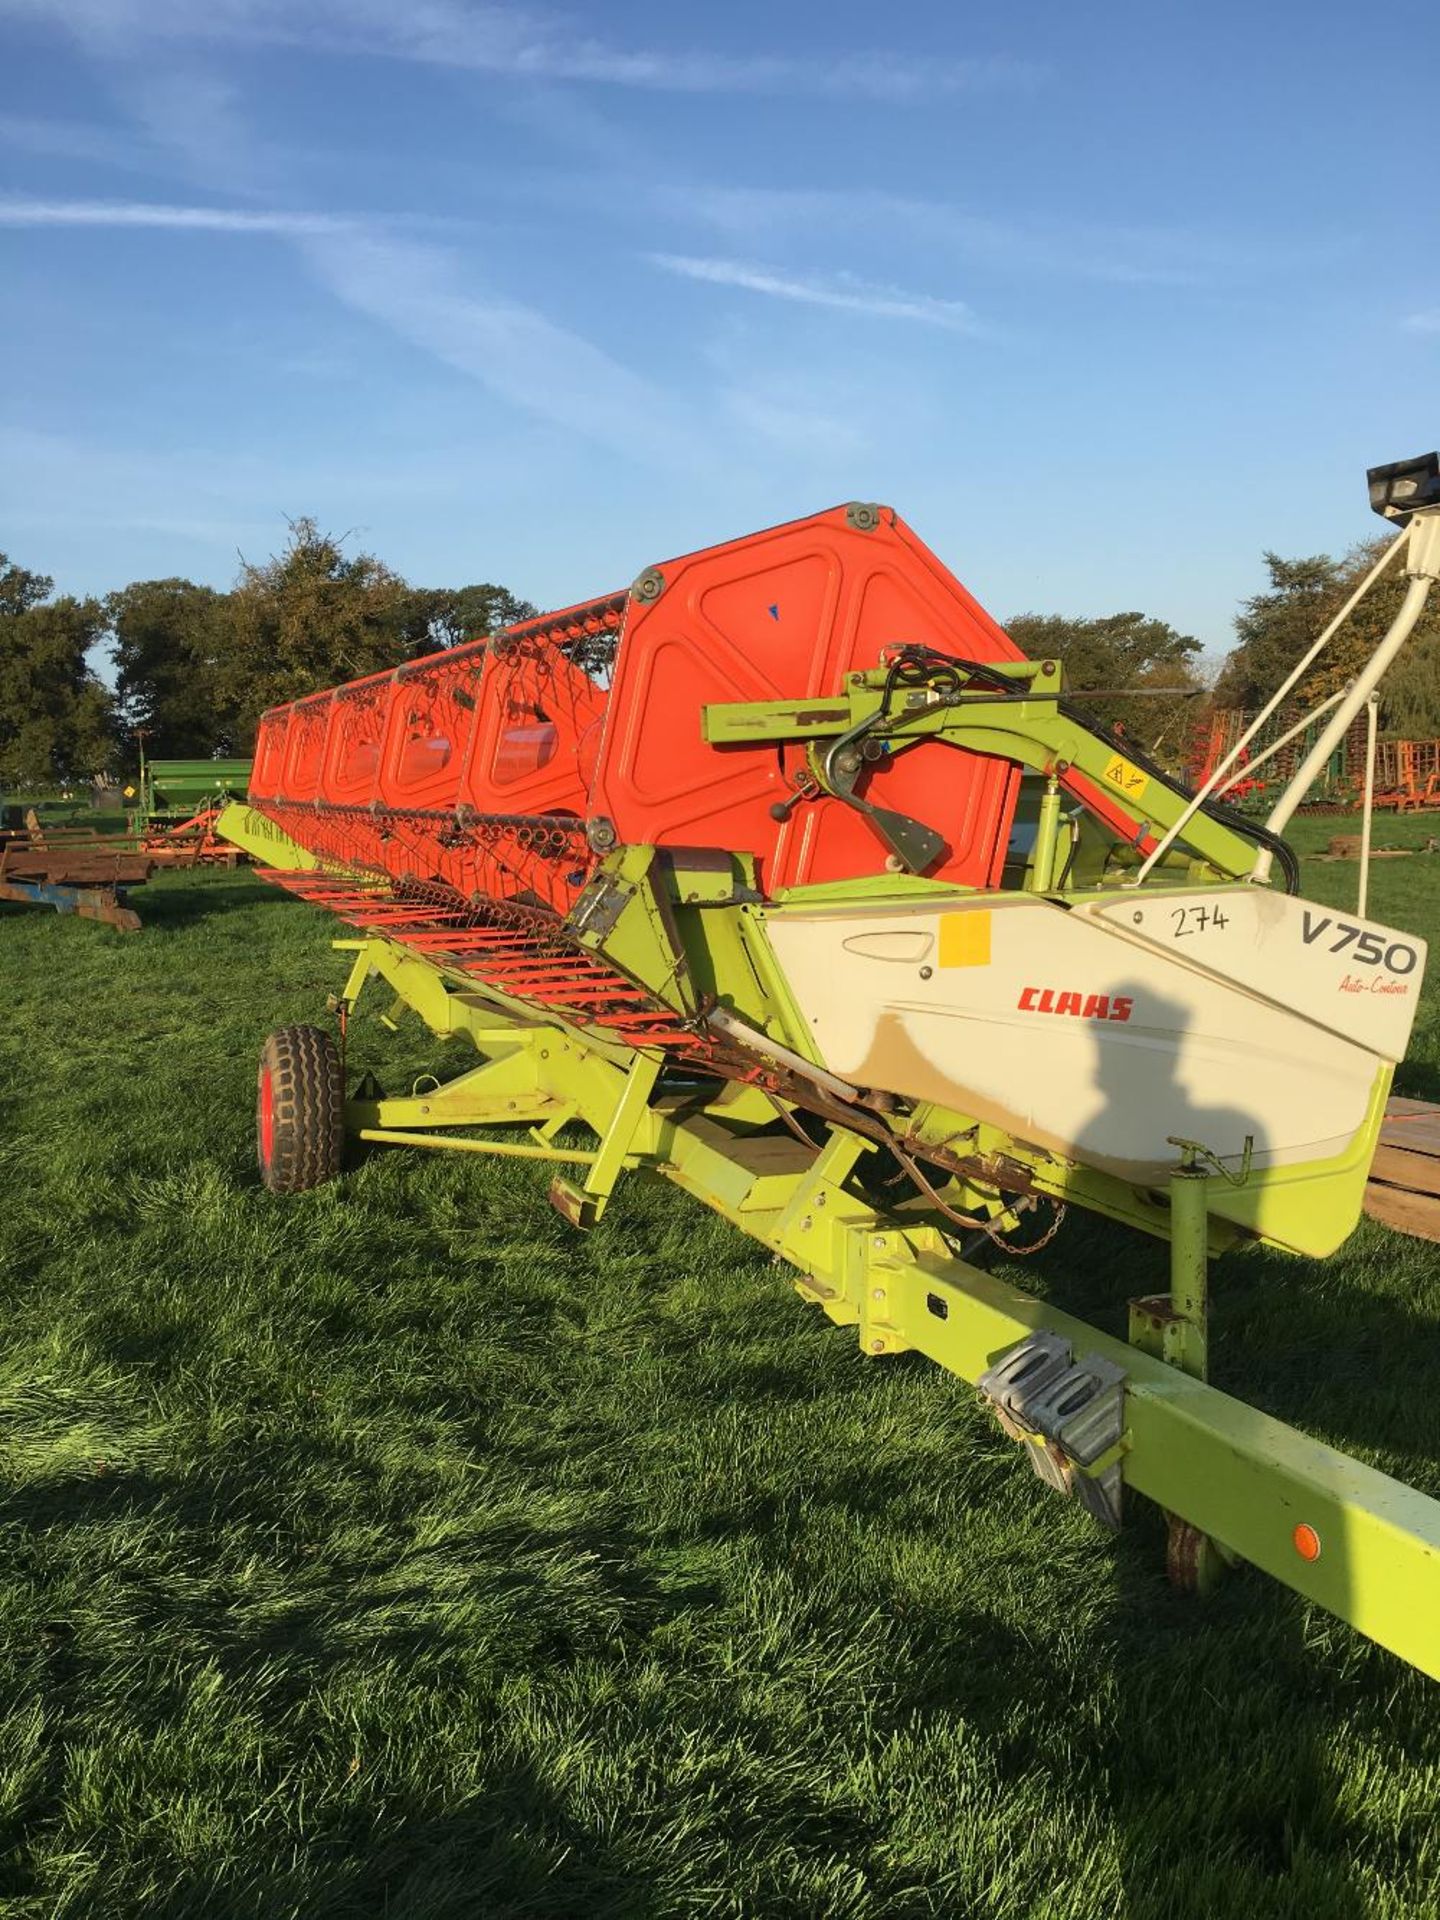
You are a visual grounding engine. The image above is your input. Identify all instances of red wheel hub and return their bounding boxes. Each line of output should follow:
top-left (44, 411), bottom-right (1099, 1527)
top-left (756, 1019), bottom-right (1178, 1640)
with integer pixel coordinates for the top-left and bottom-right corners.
top-left (258, 1065), bottom-right (275, 1166)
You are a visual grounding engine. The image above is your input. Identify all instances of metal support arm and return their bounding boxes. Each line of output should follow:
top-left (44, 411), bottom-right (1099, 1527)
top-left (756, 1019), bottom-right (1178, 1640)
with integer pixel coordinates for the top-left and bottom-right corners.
top-left (1261, 535), bottom-right (1439, 855)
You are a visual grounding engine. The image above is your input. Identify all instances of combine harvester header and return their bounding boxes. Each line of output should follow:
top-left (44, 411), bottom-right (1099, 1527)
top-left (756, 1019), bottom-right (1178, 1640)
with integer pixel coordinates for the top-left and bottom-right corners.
top-left (223, 456), bottom-right (1440, 1682)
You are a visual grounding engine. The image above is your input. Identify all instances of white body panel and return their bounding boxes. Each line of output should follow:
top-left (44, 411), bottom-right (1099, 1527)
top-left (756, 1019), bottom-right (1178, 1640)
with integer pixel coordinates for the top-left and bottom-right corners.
top-left (764, 892), bottom-right (1420, 1186)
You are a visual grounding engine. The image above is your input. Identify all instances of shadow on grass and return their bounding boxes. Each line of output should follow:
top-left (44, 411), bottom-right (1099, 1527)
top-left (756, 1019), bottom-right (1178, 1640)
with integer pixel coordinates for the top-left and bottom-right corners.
top-left (1019, 1182), bottom-right (1440, 1479)
top-left (0, 875), bottom-right (274, 935)
top-left (2, 1293), bottom-right (1420, 1920)
top-left (1211, 1245), bottom-right (1440, 1481)
top-left (8, 884), bottom-right (1439, 1917)
top-left (131, 876), bottom-right (276, 930)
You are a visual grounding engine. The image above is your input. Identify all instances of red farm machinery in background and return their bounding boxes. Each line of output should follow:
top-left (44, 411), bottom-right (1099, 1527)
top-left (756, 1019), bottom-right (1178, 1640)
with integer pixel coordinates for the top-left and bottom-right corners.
top-left (1187, 706), bottom-right (1440, 814)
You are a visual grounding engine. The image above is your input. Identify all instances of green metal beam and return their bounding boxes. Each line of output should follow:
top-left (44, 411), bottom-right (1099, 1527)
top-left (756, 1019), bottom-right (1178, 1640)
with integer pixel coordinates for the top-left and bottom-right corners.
top-left (882, 1243), bottom-right (1440, 1683)
top-left (658, 1102), bottom-right (1440, 1684)
top-left (213, 802), bottom-right (319, 868)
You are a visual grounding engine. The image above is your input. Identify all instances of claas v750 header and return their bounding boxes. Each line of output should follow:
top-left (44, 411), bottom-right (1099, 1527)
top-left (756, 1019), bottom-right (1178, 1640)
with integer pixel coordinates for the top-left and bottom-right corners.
top-left (219, 454), bottom-right (1440, 1679)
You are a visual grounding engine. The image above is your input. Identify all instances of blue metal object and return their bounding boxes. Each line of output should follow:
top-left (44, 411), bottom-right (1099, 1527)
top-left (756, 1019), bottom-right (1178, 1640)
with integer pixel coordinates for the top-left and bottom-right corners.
top-left (0, 875), bottom-right (141, 931)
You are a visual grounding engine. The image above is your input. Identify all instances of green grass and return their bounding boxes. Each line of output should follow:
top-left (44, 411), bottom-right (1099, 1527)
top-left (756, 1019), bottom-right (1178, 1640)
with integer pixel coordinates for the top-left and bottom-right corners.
top-left (4, 830), bottom-right (1440, 1919)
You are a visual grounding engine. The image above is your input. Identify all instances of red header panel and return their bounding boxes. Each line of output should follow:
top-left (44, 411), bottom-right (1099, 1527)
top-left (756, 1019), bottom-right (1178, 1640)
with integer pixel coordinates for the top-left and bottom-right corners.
top-left (323, 665), bottom-right (400, 809)
top-left (280, 695), bottom-right (333, 803)
top-left (251, 708), bottom-right (292, 798)
top-left (461, 640), bottom-right (608, 820)
top-left (376, 647), bottom-right (486, 814)
top-left (588, 505), bottom-right (1024, 890)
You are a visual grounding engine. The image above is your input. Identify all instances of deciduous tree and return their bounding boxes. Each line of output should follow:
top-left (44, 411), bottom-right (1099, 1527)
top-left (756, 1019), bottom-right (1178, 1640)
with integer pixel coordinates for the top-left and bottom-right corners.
top-left (0, 555), bottom-right (114, 787)
top-left (414, 582), bottom-right (537, 651)
top-left (1004, 609), bottom-right (1204, 748)
top-left (220, 520), bottom-right (538, 747)
top-left (109, 577), bottom-right (239, 757)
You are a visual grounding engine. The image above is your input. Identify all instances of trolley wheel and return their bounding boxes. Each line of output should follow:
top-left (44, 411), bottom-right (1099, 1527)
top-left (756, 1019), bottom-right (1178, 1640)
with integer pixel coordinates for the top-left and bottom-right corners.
top-left (256, 1024), bottom-right (344, 1194)
top-left (1165, 1515), bottom-right (1229, 1597)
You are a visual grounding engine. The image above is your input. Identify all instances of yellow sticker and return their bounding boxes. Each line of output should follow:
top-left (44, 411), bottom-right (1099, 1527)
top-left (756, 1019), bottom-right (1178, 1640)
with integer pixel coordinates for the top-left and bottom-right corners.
top-left (939, 910), bottom-right (991, 968)
top-left (1102, 753), bottom-right (1148, 802)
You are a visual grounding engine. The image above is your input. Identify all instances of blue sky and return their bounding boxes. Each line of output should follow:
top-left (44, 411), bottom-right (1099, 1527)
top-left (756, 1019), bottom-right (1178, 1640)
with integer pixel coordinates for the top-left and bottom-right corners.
top-left (1, 0), bottom-right (1436, 664)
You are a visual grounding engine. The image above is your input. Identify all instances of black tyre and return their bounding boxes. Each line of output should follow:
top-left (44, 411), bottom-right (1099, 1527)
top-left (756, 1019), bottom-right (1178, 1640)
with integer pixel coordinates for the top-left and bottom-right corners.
top-left (257, 1024), bottom-right (344, 1194)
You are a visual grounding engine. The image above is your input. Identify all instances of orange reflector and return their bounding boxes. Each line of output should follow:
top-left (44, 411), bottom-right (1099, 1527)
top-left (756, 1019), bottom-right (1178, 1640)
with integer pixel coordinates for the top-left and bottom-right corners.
top-left (1293, 1522), bottom-right (1322, 1563)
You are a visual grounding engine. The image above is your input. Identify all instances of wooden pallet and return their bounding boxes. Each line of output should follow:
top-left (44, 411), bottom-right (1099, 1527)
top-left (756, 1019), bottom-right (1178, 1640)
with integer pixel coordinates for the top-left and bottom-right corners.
top-left (1364, 1097), bottom-right (1440, 1242)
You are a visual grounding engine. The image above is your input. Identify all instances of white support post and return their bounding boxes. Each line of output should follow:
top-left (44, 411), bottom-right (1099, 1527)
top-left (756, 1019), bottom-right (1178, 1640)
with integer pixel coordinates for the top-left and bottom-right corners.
top-left (1128, 529), bottom-right (1410, 888)
top-left (1254, 512), bottom-right (1440, 880)
top-left (1358, 693), bottom-right (1379, 919)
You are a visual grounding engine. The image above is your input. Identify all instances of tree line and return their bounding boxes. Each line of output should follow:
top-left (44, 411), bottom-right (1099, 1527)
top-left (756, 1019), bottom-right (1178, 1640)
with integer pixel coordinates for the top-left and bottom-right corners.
top-left (0, 519), bottom-right (535, 788)
top-left (1008, 534), bottom-right (1440, 748)
top-left (3, 518), bottom-right (1438, 790)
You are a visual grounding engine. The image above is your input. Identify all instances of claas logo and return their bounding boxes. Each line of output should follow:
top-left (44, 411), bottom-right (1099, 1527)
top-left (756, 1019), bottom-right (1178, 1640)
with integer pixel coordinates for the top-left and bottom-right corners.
top-left (1017, 986), bottom-right (1134, 1022)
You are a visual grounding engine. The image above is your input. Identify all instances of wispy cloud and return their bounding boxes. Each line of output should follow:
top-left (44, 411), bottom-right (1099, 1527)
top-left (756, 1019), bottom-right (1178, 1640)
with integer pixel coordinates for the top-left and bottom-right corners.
top-left (719, 382), bottom-right (865, 459)
top-left (0, 193), bottom-right (685, 455)
top-left (0, 13), bottom-right (916, 470)
top-left (649, 254), bottom-right (979, 331)
top-left (3, 0), bottom-right (1041, 99)
top-left (0, 194), bottom-right (352, 233)
top-left (300, 229), bottom-right (688, 459)
top-left (652, 183), bottom-right (1338, 291)
top-left (1404, 309), bottom-right (1440, 335)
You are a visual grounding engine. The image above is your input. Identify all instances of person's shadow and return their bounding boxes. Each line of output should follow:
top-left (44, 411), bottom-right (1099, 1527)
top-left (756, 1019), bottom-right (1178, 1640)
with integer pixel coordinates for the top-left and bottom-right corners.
top-left (1067, 975), bottom-right (1265, 1192)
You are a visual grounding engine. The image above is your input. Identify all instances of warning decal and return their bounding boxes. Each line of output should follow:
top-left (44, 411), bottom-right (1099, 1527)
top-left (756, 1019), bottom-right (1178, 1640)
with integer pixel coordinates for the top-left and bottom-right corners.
top-left (1101, 753), bottom-right (1149, 803)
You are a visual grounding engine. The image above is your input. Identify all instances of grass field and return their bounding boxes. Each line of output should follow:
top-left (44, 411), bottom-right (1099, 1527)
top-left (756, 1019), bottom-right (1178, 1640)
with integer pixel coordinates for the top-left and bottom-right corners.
top-left (4, 818), bottom-right (1440, 1918)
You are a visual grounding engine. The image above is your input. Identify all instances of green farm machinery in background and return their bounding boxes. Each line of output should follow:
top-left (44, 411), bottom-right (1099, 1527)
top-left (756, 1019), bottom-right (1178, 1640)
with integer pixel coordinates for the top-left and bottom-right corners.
top-left (122, 751), bottom-right (253, 866)
top-left (126, 753), bottom-right (253, 842)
